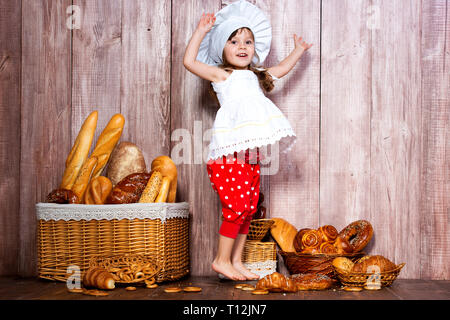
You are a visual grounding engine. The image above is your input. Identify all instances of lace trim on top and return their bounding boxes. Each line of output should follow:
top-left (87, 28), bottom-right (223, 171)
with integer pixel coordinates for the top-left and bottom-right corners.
top-left (36, 202), bottom-right (189, 223)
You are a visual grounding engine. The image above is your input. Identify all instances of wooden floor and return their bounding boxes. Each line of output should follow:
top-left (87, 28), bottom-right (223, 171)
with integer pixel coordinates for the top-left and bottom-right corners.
top-left (0, 276), bottom-right (449, 300)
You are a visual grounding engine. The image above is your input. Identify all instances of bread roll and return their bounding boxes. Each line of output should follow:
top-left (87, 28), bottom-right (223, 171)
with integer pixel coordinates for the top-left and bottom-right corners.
top-left (319, 241), bottom-right (337, 254)
top-left (60, 111), bottom-right (98, 189)
top-left (301, 229), bottom-right (322, 249)
top-left (351, 255), bottom-right (397, 273)
top-left (293, 228), bottom-right (311, 253)
top-left (269, 218), bottom-right (297, 252)
top-left (84, 176), bottom-right (113, 204)
top-left (138, 171), bottom-right (163, 203)
top-left (150, 156), bottom-right (177, 203)
top-left (332, 257), bottom-right (354, 273)
top-left (318, 225), bottom-right (338, 242)
top-left (90, 114), bottom-right (125, 179)
top-left (333, 236), bottom-right (354, 254)
top-left (155, 177), bottom-right (171, 203)
top-left (106, 141), bottom-right (146, 186)
top-left (71, 156), bottom-right (98, 201)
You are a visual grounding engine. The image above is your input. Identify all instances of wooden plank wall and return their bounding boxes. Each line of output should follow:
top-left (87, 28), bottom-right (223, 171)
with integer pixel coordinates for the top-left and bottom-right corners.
top-left (0, 0), bottom-right (448, 280)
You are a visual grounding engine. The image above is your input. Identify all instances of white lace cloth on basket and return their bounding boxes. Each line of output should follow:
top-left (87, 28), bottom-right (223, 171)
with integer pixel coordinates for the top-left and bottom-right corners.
top-left (36, 202), bottom-right (189, 223)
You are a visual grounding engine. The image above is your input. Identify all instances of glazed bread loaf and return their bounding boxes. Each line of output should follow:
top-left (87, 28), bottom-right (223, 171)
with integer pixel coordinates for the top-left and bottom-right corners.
top-left (106, 172), bottom-right (152, 204)
top-left (60, 111), bottom-right (98, 190)
top-left (71, 156), bottom-right (98, 201)
top-left (269, 218), bottom-right (297, 253)
top-left (291, 273), bottom-right (334, 290)
top-left (90, 114), bottom-right (125, 179)
top-left (84, 176), bottom-right (113, 204)
top-left (351, 255), bottom-right (397, 273)
top-left (83, 267), bottom-right (115, 290)
top-left (150, 156), bottom-right (177, 203)
top-left (106, 141), bottom-right (146, 186)
top-left (46, 188), bottom-right (79, 204)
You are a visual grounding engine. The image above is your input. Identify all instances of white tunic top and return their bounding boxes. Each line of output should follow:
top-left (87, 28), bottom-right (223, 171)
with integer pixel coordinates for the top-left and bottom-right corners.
top-left (207, 69), bottom-right (297, 161)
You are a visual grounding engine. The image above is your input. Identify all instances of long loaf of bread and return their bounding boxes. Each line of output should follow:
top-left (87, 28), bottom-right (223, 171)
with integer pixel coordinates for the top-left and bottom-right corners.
top-left (155, 177), bottom-right (171, 202)
top-left (90, 114), bottom-right (125, 179)
top-left (60, 111), bottom-right (98, 189)
top-left (139, 171), bottom-right (163, 203)
top-left (71, 156), bottom-right (98, 201)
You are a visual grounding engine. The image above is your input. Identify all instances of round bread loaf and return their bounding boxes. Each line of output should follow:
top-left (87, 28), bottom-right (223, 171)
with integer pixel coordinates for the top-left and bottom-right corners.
top-left (107, 141), bottom-right (146, 186)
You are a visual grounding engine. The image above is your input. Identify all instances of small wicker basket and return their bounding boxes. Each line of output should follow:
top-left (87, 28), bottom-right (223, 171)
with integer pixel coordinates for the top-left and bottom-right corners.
top-left (242, 241), bottom-right (277, 278)
top-left (279, 251), bottom-right (364, 279)
top-left (333, 263), bottom-right (405, 287)
top-left (247, 219), bottom-right (274, 240)
top-left (36, 202), bottom-right (189, 283)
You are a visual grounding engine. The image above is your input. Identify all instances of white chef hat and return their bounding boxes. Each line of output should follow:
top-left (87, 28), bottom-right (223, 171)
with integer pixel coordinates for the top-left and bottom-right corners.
top-left (196, 0), bottom-right (272, 66)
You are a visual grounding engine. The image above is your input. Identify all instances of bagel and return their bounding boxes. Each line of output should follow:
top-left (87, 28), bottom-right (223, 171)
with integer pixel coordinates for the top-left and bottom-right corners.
top-left (338, 220), bottom-right (373, 252)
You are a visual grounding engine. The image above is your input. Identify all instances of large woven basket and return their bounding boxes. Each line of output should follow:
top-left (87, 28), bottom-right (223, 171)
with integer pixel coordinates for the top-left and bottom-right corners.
top-left (333, 263), bottom-right (405, 287)
top-left (242, 241), bottom-right (277, 278)
top-left (279, 251), bottom-right (364, 279)
top-left (36, 202), bottom-right (189, 283)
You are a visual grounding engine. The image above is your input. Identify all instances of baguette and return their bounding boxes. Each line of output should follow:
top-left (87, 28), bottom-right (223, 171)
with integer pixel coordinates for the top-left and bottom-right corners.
top-left (90, 114), bottom-right (125, 179)
top-left (60, 111), bottom-right (98, 189)
top-left (139, 171), bottom-right (163, 203)
top-left (71, 156), bottom-right (98, 201)
top-left (155, 177), bottom-right (171, 203)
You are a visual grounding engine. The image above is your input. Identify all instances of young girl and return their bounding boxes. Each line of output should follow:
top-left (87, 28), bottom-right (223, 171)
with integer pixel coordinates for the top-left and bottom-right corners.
top-left (183, 0), bottom-right (312, 281)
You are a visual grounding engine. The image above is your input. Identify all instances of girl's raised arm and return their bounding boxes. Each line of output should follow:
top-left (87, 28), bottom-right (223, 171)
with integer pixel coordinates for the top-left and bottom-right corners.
top-left (267, 34), bottom-right (313, 79)
top-left (183, 13), bottom-right (229, 83)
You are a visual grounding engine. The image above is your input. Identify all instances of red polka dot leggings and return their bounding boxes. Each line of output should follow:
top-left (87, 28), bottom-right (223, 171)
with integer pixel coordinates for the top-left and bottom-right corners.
top-left (206, 148), bottom-right (262, 239)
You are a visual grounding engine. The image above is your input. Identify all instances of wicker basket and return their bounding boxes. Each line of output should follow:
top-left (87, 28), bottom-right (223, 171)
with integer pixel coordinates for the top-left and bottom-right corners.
top-left (333, 263), bottom-right (405, 287)
top-left (279, 251), bottom-right (364, 279)
top-left (247, 219), bottom-right (274, 240)
top-left (36, 202), bottom-right (189, 283)
top-left (242, 241), bottom-right (277, 278)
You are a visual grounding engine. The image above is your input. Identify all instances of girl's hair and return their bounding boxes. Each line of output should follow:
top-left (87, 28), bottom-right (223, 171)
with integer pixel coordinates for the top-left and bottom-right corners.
top-left (208, 27), bottom-right (275, 106)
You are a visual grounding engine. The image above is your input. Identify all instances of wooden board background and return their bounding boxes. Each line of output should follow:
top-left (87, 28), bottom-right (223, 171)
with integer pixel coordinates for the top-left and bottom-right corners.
top-left (0, 0), bottom-right (448, 279)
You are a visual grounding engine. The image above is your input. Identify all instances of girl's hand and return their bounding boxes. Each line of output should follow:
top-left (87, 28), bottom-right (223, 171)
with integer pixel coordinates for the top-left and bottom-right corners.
top-left (197, 12), bottom-right (216, 34)
top-left (293, 34), bottom-right (313, 52)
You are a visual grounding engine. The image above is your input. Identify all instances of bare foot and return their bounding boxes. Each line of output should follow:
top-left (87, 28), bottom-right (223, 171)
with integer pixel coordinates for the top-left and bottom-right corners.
top-left (212, 260), bottom-right (246, 281)
top-left (232, 261), bottom-right (260, 280)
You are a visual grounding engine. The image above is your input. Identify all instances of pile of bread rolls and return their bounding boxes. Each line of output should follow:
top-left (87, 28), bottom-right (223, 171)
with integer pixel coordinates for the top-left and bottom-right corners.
top-left (269, 218), bottom-right (374, 255)
top-left (46, 111), bottom-right (177, 205)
